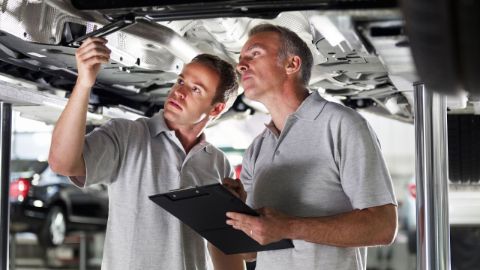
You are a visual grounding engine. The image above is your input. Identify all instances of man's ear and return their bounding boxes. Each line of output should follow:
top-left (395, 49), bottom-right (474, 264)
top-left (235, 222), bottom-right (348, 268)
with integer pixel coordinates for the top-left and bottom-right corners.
top-left (209, 102), bottom-right (226, 118)
top-left (285, 55), bottom-right (302, 75)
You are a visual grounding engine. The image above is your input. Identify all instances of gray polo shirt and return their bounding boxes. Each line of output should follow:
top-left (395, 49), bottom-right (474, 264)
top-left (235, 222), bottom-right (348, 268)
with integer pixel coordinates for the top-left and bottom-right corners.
top-left (241, 91), bottom-right (396, 270)
top-left (73, 111), bottom-right (233, 270)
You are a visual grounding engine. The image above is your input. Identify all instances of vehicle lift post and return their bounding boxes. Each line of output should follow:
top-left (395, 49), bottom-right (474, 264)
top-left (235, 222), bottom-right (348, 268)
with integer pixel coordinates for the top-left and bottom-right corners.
top-left (414, 82), bottom-right (451, 270)
top-left (0, 102), bottom-right (12, 270)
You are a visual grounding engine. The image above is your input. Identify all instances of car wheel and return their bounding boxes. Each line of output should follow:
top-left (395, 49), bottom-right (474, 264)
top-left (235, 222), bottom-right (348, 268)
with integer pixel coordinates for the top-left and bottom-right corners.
top-left (407, 229), bottom-right (417, 254)
top-left (38, 206), bottom-right (67, 247)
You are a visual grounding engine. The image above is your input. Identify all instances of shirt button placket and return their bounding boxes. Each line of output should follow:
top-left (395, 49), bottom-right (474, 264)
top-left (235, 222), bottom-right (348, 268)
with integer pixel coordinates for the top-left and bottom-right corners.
top-left (178, 155), bottom-right (183, 171)
top-left (273, 149), bottom-right (280, 160)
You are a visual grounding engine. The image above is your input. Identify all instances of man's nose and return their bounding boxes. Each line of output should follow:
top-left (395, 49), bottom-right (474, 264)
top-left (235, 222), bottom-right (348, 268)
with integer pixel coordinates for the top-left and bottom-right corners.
top-left (236, 61), bottom-right (248, 74)
top-left (173, 87), bottom-right (186, 99)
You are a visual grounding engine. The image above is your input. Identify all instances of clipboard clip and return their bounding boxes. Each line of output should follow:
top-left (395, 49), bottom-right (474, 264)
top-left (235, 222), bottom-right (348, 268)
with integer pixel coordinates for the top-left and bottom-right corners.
top-left (166, 186), bottom-right (208, 201)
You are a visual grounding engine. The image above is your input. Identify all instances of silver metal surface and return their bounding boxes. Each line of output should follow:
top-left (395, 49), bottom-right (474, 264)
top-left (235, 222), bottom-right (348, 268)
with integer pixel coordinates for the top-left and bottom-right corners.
top-left (0, 0), bottom-right (78, 44)
top-left (0, 73), bottom-right (69, 106)
top-left (45, 0), bottom-right (100, 22)
top-left (124, 18), bottom-right (202, 63)
top-left (0, 1), bottom-right (416, 122)
top-left (0, 102), bottom-right (12, 270)
top-left (414, 82), bottom-right (451, 270)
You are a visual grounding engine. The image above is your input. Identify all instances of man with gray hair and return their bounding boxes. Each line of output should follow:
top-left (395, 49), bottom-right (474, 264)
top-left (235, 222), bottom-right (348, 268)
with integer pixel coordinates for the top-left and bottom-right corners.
top-left (224, 23), bottom-right (398, 269)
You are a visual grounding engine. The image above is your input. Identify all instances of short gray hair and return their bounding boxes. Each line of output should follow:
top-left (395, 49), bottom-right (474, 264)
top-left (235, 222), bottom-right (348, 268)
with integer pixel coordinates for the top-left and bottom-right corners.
top-left (249, 23), bottom-right (313, 86)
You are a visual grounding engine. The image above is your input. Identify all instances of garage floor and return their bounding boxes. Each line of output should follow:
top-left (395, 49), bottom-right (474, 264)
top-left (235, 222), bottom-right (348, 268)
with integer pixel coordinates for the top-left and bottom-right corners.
top-left (11, 232), bottom-right (102, 270)
top-left (10, 231), bottom-right (415, 270)
top-left (367, 232), bottom-right (416, 270)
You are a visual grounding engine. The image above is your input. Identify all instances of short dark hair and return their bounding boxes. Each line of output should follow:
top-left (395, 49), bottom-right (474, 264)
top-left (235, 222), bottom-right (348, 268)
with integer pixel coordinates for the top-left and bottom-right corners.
top-left (249, 24), bottom-right (313, 86)
top-left (190, 54), bottom-right (239, 106)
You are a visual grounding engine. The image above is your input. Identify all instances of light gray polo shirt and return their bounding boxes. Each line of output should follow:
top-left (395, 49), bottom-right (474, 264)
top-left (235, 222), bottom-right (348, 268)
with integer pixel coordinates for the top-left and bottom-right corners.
top-left (241, 91), bottom-right (397, 270)
top-left (73, 111), bottom-right (234, 270)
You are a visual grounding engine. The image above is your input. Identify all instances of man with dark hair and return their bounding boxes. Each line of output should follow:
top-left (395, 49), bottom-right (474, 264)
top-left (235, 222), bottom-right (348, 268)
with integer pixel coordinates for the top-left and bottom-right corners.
top-left (225, 23), bottom-right (397, 269)
top-left (191, 54), bottom-right (239, 106)
top-left (49, 37), bottom-right (243, 270)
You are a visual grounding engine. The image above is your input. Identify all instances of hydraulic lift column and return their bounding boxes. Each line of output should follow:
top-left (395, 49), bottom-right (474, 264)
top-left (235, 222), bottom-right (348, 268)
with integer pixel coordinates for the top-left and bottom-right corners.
top-left (414, 82), bottom-right (451, 270)
top-left (0, 102), bottom-right (12, 270)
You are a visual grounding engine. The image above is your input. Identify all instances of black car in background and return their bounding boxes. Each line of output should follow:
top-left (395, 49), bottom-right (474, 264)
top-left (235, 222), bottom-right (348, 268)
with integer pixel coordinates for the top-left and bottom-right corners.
top-left (9, 160), bottom-right (108, 247)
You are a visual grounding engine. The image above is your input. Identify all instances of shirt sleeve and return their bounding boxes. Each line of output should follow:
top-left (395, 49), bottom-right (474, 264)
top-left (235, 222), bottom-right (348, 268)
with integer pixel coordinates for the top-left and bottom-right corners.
top-left (223, 151), bottom-right (235, 179)
top-left (71, 119), bottom-right (127, 188)
top-left (338, 115), bottom-right (397, 210)
top-left (240, 136), bottom-right (261, 208)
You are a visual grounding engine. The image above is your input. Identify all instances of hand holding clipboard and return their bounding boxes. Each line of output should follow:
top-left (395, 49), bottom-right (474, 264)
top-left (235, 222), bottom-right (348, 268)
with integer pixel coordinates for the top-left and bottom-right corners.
top-left (149, 183), bottom-right (293, 254)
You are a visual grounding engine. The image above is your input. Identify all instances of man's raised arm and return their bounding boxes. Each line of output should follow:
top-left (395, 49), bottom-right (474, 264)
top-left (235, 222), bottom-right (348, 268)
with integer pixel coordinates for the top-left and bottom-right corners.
top-left (48, 37), bottom-right (110, 178)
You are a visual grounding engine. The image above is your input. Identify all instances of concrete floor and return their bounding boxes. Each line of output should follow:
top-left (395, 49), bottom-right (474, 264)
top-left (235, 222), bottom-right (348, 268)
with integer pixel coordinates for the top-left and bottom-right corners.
top-left (367, 232), bottom-right (416, 270)
top-left (10, 231), bottom-right (414, 270)
top-left (10, 232), bottom-right (102, 270)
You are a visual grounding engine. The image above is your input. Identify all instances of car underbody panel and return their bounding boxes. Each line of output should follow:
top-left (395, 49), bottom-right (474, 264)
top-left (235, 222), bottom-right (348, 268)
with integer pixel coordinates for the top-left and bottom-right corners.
top-left (0, 0), bottom-right (416, 124)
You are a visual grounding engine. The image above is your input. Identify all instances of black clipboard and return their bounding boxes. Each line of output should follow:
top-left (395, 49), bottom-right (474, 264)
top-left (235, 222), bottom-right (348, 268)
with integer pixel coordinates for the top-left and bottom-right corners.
top-left (148, 183), bottom-right (293, 254)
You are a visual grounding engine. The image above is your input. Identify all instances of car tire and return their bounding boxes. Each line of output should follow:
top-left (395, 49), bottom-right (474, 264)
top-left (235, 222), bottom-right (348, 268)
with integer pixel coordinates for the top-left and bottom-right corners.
top-left (38, 206), bottom-right (67, 247)
top-left (407, 229), bottom-right (416, 254)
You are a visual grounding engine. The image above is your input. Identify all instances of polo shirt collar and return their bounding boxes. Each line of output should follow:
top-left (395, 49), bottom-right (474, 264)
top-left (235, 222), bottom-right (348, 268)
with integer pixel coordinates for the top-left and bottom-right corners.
top-left (264, 91), bottom-right (328, 136)
top-left (292, 90), bottom-right (327, 121)
top-left (147, 110), bottom-right (212, 154)
top-left (264, 121), bottom-right (280, 137)
top-left (147, 110), bottom-right (171, 137)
